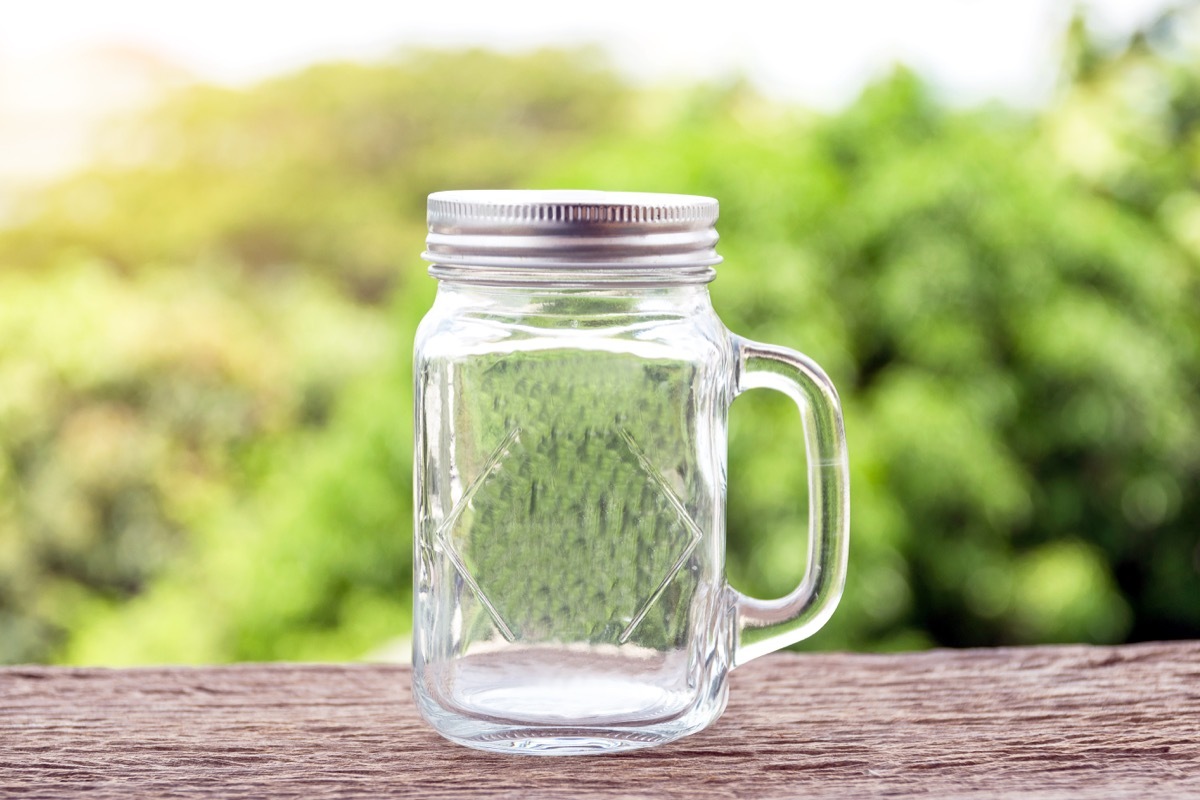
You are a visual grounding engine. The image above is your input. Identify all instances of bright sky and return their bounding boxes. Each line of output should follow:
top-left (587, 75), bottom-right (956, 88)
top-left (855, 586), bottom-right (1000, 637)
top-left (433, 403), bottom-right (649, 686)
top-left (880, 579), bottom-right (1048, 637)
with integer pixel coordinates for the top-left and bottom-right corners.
top-left (0, 0), bottom-right (1176, 108)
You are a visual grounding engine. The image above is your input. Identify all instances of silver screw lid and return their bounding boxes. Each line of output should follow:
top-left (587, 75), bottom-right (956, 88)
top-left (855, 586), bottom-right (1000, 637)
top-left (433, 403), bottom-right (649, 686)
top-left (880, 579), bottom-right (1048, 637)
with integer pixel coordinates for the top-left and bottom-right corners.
top-left (422, 190), bottom-right (721, 272)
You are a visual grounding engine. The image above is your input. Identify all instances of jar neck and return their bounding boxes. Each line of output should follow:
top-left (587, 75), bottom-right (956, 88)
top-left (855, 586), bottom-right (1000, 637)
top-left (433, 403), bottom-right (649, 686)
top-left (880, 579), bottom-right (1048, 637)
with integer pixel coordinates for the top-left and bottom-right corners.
top-left (426, 263), bottom-right (716, 287)
top-left (431, 277), bottom-right (717, 318)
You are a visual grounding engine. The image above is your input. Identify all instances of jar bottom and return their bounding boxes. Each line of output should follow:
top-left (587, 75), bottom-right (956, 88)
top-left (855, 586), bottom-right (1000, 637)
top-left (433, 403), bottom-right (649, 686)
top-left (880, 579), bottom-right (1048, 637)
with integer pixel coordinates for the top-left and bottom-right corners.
top-left (415, 704), bottom-right (727, 756)
top-left (441, 727), bottom-right (688, 755)
top-left (413, 651), bottom-right (729, 755)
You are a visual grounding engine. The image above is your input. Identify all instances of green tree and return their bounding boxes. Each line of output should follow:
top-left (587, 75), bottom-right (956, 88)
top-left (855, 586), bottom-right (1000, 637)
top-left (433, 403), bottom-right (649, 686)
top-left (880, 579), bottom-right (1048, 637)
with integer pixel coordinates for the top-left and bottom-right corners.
top-left (541, 59), bottom-right (1200, 648)
top-left (0, 48), bottom-right (633, 663)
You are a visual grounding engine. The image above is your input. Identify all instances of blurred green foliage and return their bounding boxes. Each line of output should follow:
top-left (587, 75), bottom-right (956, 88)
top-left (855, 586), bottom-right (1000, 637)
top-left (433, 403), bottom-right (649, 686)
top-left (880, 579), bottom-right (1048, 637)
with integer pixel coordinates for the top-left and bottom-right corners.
top-left (446, 349), bottom-right (708, 649)
top-left (1, 12), bottom-right (1198, 665)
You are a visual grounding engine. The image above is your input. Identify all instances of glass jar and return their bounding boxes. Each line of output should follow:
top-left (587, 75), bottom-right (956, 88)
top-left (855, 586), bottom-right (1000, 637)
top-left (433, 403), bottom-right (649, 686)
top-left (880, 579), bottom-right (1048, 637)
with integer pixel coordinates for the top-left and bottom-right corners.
top-left (412, 190), bottom-right (849, 754)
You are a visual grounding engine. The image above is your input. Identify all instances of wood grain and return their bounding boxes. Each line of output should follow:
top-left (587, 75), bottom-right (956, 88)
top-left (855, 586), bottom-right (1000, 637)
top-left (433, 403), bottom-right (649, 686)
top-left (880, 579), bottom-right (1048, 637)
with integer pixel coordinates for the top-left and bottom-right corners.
top-left (2, 642), bottom-right (1198, 798)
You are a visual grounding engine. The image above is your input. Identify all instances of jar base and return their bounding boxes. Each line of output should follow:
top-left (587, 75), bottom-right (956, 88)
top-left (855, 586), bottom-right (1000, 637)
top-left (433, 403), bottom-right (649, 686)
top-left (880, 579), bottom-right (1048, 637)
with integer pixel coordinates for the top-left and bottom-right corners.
top-left (414, 668), bottom-right (729, 756)
top-left (412, 639), bottom-right (732, 754)
top-left (441, 727), bottom-right (686, 755)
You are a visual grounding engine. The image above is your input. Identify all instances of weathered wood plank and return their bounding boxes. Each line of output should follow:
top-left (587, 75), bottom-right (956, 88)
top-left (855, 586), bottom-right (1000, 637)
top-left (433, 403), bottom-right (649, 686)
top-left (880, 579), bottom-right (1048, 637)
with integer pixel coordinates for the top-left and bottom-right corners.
top-left (2, 642), bottom-right (1198, 799)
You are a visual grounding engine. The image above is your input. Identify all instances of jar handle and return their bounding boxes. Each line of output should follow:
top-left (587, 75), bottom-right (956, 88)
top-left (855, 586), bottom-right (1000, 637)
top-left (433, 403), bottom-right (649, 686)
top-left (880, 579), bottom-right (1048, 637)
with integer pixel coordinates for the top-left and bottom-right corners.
top-left (729, 336), bottom-right (850, 667)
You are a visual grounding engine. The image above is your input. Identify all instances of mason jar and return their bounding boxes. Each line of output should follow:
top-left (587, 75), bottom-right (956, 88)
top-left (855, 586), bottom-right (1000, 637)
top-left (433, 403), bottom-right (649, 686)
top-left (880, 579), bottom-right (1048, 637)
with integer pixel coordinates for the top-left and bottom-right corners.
top-left (412, 190), bottom-right (849, 754)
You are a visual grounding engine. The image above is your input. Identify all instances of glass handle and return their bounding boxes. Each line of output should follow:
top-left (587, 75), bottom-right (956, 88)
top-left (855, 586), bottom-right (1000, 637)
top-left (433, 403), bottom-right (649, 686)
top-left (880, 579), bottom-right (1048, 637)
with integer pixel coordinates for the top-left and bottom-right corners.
top-left (729, 336), bottom-right (850, 667)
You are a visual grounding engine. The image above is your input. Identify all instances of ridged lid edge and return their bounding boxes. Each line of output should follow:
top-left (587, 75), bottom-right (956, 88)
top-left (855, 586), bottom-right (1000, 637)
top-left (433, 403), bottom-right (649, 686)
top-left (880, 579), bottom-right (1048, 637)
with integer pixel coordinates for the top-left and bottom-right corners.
top-left (423, 190), bottom-right (721, 272)
top-left (427, 190), bottom-right (718, 231)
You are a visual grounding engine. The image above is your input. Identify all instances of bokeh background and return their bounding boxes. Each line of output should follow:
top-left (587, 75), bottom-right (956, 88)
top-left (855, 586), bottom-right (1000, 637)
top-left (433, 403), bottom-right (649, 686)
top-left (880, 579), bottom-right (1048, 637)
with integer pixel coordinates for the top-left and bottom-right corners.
top-left (1, 1), bottom-right (1198, 666)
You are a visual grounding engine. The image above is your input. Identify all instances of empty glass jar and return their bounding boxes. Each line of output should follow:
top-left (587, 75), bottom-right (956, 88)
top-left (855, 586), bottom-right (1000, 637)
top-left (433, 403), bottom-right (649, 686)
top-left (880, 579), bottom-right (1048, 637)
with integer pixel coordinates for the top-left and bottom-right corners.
top-left (412, 190), bottom-right (849, 754)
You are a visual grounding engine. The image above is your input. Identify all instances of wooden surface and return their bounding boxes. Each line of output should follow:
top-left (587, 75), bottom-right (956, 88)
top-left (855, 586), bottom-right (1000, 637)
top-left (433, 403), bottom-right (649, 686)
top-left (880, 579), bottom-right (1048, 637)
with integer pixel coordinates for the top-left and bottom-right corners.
top-left (2, 642), bottom-right (1198, 799)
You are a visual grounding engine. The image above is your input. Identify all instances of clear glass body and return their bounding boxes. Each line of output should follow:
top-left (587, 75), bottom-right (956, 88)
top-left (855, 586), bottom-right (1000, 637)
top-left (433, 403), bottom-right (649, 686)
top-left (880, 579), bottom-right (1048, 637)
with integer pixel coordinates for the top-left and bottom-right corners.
top-left (413, 277), bottom-right (849, 755)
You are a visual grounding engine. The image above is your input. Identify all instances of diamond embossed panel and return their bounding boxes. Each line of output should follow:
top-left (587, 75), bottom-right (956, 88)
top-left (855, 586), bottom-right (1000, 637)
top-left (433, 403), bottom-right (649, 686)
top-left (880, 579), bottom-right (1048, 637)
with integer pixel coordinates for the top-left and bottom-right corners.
top-left (442, 352), bottom-right (709, 649)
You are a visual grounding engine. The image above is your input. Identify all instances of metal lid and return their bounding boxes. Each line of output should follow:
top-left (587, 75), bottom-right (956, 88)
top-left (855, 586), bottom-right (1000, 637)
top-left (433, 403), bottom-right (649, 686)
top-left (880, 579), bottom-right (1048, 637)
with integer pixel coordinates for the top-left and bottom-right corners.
top-left (422, 190), bottom-right (721, 273)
